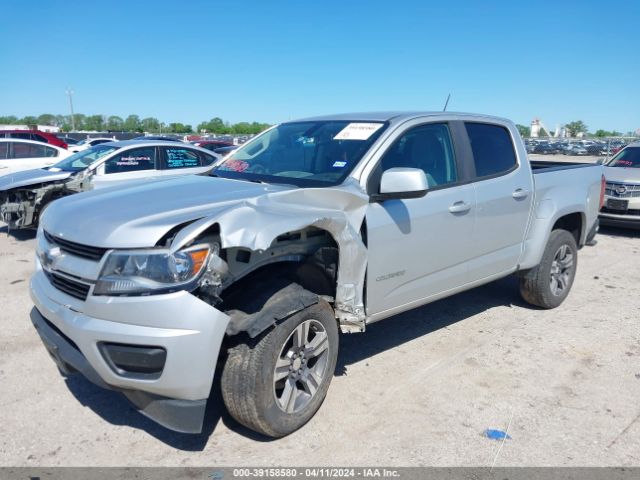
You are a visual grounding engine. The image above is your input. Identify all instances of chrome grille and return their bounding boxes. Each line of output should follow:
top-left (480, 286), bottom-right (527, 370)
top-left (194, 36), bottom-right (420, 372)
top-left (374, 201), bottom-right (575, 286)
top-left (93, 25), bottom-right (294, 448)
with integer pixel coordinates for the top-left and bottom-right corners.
top-left (44, 231), bottom-right (108, 260)
top-left (44, 271), bottom-right (91, 301)
top-left (605, 182), bottom-right (640, 198)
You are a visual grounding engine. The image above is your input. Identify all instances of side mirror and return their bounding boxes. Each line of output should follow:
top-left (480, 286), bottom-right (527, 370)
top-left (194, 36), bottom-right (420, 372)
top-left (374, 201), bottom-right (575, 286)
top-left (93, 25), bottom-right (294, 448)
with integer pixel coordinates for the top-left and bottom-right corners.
top-left (95, 163), bottom-right (106, 176)
top-left (371, 167), bottom-right (428, 202)
top-left (596, 158), bottom-right (605, 165)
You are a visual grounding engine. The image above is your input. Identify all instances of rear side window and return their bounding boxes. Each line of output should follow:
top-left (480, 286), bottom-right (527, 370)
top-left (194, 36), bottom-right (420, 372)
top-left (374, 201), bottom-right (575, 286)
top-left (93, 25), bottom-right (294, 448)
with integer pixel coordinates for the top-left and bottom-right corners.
top-left (0, 143), bottom-right (8, 159)
top-left (10, 141), bottom-right (53, 158)
top-left (164, 147), bottom-right (201, 169)
top-left (104, 147), bottom-right (156, 174)
top-left (465, 123), bottom-right (517, 178)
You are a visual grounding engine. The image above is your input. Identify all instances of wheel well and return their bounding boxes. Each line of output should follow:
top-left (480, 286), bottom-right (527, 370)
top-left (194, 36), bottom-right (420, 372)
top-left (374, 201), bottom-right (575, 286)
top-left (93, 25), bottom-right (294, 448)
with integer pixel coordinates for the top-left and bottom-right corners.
top-left (552, 212), bottom-right (583, 246)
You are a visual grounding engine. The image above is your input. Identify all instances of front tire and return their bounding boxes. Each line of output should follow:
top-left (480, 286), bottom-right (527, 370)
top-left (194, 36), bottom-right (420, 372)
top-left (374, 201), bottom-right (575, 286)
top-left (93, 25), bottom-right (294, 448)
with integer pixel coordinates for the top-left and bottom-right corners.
top-left (519, 229), bottom-right (578, 309)
top-left (221, 299), bottom-right (339, 438)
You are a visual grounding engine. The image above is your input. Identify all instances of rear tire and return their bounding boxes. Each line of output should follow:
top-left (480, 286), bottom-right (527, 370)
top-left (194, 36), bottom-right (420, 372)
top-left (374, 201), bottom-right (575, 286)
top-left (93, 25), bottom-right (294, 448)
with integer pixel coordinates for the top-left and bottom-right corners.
top-left (221, 298), bottom-right (339, 438)
top-left (519, 229), bottom-right (578, 309)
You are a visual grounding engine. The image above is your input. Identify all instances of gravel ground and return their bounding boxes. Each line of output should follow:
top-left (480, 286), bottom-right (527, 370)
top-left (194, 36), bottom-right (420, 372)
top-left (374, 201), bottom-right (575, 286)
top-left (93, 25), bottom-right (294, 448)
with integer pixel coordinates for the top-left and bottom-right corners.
top-left (1, 218), bottom-right (639, 467)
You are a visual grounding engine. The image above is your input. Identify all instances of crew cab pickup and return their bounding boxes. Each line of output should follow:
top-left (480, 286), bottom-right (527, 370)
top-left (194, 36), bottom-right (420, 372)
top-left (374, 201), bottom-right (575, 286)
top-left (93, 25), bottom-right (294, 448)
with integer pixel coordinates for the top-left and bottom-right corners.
top-left (29, 112), bottom-right (604, 437)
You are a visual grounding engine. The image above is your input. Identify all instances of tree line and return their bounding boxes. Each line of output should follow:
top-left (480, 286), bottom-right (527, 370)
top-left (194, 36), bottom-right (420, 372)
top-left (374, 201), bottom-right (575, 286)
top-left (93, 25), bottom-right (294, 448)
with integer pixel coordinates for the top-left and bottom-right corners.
top-left (0, 114), bottom-right (271, 135)
top-left (516, 120), bottom-right (633, 138)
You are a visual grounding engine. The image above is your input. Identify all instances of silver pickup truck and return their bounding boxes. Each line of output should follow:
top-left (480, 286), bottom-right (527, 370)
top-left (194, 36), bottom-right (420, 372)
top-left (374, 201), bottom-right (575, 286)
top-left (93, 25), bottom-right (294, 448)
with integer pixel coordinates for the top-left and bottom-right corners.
top-left (29, 112), bottom-right (604, 437)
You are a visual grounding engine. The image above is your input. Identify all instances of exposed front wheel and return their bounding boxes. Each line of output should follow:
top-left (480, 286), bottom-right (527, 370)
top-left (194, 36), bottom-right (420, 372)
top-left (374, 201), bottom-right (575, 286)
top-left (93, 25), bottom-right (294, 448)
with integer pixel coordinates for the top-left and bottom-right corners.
top-left (519, 229), bottom-right (578, 309)
top-left (221, 298), bottom-right (339, 437)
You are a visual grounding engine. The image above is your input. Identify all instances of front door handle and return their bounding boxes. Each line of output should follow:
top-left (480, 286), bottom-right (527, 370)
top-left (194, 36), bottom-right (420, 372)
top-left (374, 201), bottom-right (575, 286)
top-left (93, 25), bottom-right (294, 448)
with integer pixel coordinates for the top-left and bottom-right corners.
top-left (512, 188), bottom-right (529, 199)
top-left (449, 201), bottom-right (472, 214)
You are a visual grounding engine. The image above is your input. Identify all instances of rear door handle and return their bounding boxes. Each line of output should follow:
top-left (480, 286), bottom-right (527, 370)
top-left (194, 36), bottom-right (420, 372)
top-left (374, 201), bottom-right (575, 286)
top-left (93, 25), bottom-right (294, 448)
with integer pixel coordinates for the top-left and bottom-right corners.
top-left (449, 201), bottom-right (472, 214)
top-left (512, 188), bottom-right (529, 199)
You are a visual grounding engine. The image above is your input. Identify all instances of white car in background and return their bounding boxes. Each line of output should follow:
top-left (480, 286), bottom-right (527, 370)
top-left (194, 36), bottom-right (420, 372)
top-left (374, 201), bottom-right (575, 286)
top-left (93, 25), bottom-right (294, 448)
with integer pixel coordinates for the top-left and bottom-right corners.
top-left (0, 139), bottom-right (71, 176)
top-left (0, 140), bottom-right (218, 229)
top-left (68, 137), bottom-right (117, 153)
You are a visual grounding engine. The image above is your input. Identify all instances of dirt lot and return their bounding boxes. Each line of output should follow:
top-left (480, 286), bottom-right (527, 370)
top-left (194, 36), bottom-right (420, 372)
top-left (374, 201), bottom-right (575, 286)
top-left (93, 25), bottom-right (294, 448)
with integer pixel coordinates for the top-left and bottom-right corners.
top-left (1, 220), bottom-right (639, 467)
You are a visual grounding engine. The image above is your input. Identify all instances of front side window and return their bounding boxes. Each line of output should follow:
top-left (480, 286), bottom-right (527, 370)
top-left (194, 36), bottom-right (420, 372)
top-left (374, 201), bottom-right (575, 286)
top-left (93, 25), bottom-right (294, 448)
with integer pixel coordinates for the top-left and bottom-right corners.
top-left (606, 147), bottom-right (640, 168)
top-left (0, 143), bottom-right (8, 159)
top-left (213, 120), bottom-right (388, 187)
top-left (104, 147), bottom-right (157, 174)
top-left (164, 147), bottom-right (201, 169)
top-left (465, 123), bottom-right (517, 178)
top-left (378, 123), bottom-right (457, 188)
top-left (51, 145), bottom-right (119, 172)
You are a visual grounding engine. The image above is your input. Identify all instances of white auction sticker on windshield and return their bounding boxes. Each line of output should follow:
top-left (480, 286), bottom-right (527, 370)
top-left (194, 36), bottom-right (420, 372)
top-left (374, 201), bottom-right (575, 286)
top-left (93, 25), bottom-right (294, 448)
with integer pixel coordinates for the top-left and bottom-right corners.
top-left (333, 123), bottom-right (383, 140)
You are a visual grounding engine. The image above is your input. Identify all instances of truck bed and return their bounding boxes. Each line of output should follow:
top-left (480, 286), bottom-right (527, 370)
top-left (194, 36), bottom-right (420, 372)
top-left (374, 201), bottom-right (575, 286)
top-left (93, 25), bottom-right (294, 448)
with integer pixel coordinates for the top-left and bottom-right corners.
top-left (530, 159), bottom-right (599, 173)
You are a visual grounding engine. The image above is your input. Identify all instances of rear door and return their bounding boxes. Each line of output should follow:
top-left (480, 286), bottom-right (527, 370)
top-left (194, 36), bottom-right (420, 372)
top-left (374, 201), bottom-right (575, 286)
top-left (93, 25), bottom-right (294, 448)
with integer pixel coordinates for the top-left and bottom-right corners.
top-left (463, 122), bottom-right (533, 281)
top-left (92, 146), bottom-right (160, 189)
top-left (160, 146), bottom-right (216, 177)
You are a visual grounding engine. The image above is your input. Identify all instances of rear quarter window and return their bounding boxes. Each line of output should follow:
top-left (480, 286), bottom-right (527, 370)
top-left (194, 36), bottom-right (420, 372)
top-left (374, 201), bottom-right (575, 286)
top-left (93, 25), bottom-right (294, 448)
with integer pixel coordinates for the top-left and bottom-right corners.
top-left (465, 123), bottom-right (517, 178)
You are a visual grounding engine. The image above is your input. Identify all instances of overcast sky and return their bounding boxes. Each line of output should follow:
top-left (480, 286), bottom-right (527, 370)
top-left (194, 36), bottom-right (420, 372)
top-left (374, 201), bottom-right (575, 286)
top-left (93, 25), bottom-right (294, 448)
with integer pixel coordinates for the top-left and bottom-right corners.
top-left (1, 0), bottom-right (638, 132)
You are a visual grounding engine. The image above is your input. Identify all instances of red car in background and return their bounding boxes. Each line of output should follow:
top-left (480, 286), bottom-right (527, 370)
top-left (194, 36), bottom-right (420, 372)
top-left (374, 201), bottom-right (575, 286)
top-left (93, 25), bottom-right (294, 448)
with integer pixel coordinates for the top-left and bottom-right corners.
top-left (0, 130), bottom-right (68, 149)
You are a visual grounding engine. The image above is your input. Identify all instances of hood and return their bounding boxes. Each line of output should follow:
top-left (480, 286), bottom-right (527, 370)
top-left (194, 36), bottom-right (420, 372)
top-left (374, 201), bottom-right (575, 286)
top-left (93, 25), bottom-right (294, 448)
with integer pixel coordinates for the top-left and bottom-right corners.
top-left (42, 173), bottom-right (372, 326)
top-left (0, 168), bottom-right (73, 191)
top-left (41, 175), bottom-right (293, 248)
top-left (603, 166), bottom-right (640, 184)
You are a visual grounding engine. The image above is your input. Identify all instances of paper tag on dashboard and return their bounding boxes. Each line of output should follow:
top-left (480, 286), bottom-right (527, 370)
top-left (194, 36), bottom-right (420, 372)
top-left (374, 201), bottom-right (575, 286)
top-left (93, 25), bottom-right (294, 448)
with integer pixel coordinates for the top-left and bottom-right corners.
top-left (333, 123), bottom-right (383, 140)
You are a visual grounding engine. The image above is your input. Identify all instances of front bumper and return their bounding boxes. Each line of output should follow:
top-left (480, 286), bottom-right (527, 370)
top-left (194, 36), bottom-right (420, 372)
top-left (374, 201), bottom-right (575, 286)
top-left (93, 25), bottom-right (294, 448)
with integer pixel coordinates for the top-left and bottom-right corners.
top-left (599, 211), bottom-right (640, 229)
top-left (599, 194), bottom-right (640, 229)
top-left (30, 267), bottom-right (230, 433)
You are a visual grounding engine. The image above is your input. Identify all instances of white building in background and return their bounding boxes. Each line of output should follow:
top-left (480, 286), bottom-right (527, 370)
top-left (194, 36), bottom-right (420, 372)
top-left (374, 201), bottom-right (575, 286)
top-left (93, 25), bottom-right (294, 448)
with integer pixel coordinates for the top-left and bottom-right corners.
top-left (530, 119), bottom-right (566, 138)
top-left (0, 124), bottom-right (60, 132)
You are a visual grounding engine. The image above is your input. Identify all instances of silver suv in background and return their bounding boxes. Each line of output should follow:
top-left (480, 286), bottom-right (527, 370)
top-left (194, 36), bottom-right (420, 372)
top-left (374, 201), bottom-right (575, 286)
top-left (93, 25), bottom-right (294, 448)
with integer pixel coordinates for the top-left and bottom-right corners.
top-left (29, 112), bottom-right (603, 437)
top-left (600, 143), bottom-right (640, 229)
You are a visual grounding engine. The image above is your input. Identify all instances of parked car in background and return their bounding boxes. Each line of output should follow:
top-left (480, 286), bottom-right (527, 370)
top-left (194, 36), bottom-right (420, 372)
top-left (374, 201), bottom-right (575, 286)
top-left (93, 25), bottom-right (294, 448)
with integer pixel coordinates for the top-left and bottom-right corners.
top-left (132, 135), bottom-right (184, 142)
top-left (211, 145), bottom-right (239, 158)
top-left (0, 141), bottom-right (217, 229)
top-left (0, 130), bottom-right (68, 149)
top-left (57, 136), bottom-right (81, 146)
top-left (27, 112), bottom-right (603, 437)
top-left (191, 140), bottom-right (234, 152)
top-left (0, 139), bottom-right (71, 176)
top-left (600, 143), bottom-right (640, 228)
top-left (68, 137), bottom-right (117, 153)
top-left (533, 143), bottom-right (558, 154)
top-left (564, 144), bottom-right (589, 156)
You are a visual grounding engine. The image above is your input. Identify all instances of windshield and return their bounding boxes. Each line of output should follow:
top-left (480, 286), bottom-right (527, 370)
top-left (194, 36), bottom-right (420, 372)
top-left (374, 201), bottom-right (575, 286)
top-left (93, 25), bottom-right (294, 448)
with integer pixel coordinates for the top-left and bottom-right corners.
top-left (212, 120), bottom-right (388, 187)
top-left (606, 147), bottom-right (640, 168)
top-left (49, 145), bottom-right (119, 172)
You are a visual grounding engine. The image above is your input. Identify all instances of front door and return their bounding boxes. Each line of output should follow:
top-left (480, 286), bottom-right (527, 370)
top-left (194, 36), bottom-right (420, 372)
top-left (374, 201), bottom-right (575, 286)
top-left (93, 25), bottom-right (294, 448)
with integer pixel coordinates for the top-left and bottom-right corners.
top-left (365, 122), bottom-right (476, 318)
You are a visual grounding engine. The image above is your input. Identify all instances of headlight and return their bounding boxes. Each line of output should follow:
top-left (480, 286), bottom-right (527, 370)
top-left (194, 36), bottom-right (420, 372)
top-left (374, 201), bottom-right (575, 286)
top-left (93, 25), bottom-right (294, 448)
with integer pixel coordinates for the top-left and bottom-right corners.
top-left (94, 245), bottom-right (210, 296)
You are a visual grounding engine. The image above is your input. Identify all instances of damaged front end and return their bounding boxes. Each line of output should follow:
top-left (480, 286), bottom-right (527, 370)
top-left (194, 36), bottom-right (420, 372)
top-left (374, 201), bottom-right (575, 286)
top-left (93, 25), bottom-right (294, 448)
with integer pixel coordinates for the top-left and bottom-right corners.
top-left (166, 179), bottom-right (371, 334)
top-left (0, 173), bottom-right (89, 229)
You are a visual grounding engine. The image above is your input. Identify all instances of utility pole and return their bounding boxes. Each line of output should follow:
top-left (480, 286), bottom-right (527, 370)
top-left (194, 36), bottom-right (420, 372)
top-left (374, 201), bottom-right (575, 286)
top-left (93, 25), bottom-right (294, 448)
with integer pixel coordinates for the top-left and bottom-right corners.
top-left (65, 88), bottom-right (76, 131)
